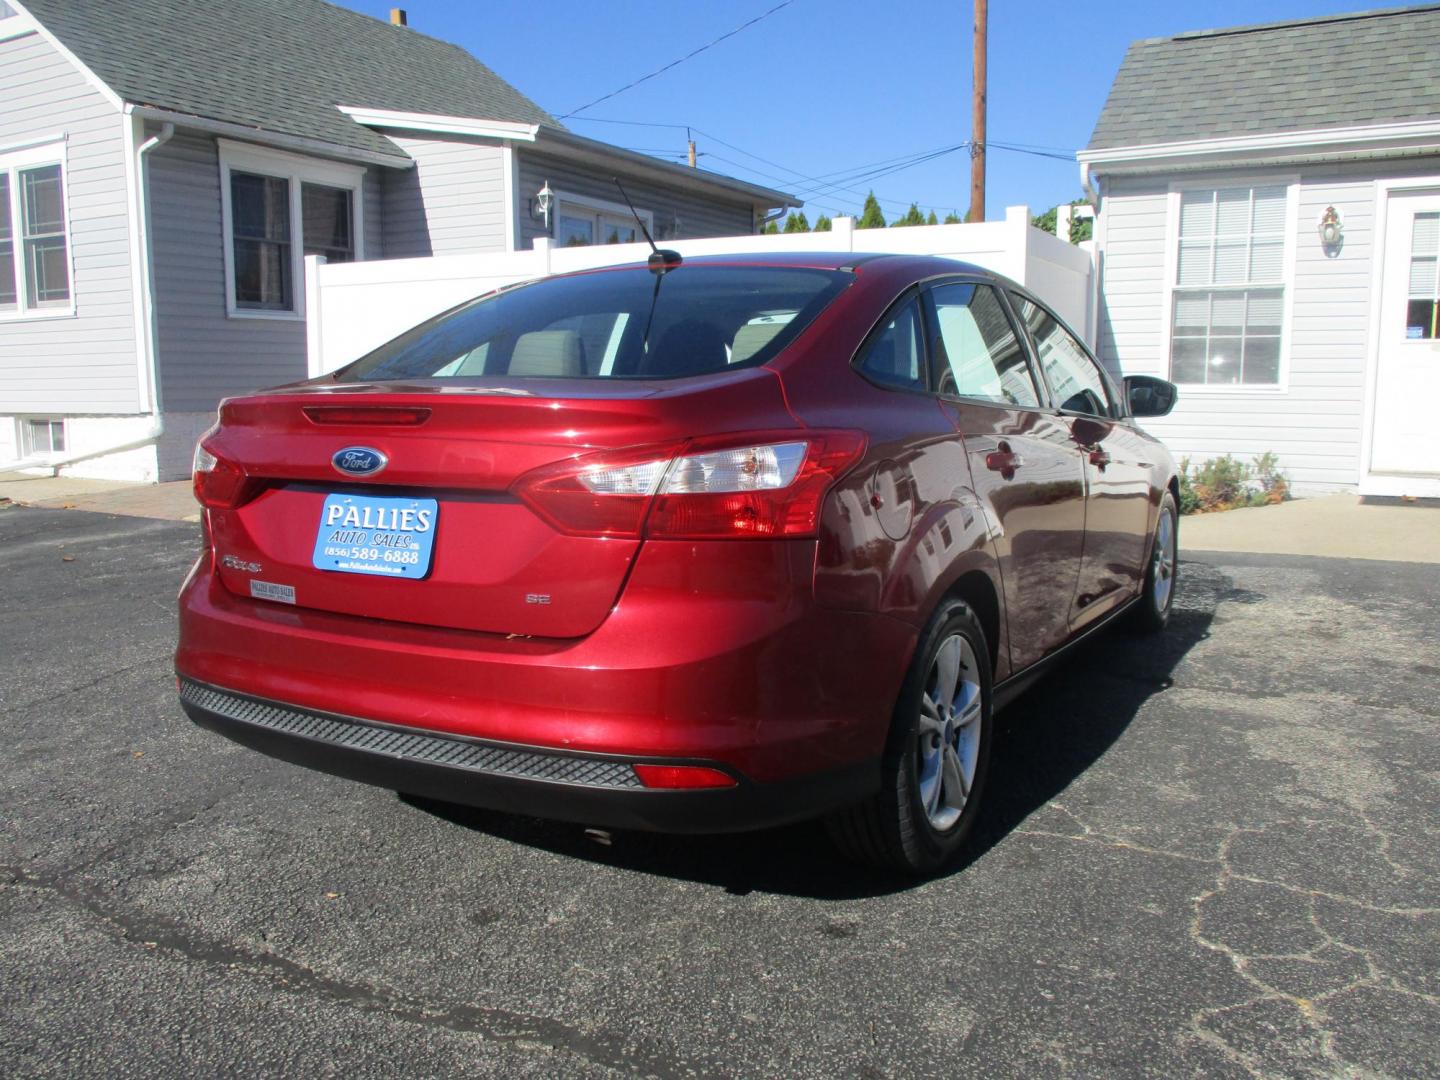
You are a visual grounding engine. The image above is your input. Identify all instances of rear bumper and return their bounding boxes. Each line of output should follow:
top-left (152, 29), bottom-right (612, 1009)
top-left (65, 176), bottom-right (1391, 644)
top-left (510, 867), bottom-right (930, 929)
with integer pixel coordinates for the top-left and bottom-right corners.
top-left (176, 540), bottom-right (916, 809)
top-left (179, 678), bottom-right (877, 833)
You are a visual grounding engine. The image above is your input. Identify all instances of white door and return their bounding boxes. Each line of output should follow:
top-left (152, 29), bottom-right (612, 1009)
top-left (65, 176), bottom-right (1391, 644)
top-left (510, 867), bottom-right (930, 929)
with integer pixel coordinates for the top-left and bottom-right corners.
top-left (1367, 190), bottom-right (1440, 495)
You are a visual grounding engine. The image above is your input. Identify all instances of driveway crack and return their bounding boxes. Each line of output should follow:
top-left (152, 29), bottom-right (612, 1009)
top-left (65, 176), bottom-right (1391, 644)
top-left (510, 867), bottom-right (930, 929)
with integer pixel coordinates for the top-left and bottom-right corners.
top-left (2, 862), bottom-right (713, 1080)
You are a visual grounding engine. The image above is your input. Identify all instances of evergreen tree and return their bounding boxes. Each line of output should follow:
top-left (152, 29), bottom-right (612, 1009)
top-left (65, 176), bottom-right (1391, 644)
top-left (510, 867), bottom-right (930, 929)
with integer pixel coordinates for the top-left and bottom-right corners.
top-left (926, 210), bottom-right (939, 226)
top-left (783, 211), bottom-right (811, 233)
top-left (813, 215), bottom-right (832, 232)
top-left (891, 203), bottom-right (927, 228)
top-left (943, 211), bottom-right (962, 224)
top-left (857, 192), bottom-right (887, 229)
top-left (761, 219), bottom-right (780, 235)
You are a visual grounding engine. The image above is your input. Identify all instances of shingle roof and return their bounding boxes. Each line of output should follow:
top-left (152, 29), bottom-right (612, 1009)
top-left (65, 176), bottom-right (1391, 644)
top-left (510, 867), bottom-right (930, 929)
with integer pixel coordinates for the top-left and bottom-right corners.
top-left (22, 0), bottom-right (559, 162)
top-left (1087, 4), bottom-right (1440, 151)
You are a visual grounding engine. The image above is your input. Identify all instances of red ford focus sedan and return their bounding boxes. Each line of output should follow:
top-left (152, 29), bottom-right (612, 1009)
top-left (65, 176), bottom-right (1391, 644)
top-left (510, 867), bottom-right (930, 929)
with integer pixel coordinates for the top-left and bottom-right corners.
top-left (176, 252), bottom-right (1179, 873)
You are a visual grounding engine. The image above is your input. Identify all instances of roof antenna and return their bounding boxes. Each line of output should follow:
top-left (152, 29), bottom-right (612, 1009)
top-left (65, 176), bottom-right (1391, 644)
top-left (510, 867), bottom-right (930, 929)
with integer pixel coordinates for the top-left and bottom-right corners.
top-left (614, 178), bottom-right (682, 275)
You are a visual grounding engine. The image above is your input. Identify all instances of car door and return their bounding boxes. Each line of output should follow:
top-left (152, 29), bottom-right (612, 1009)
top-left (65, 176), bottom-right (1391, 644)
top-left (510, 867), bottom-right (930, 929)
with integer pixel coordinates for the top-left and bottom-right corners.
top-left (924, 280), bottom-right (1087, 672)
top-left (1008, 292), bottom-right (1154, 631)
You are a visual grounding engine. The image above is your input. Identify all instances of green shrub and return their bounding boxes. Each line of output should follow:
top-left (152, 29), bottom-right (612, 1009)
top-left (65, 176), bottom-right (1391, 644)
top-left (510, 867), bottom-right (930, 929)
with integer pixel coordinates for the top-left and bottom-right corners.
top-left (1176, 453), bottom-right (1290, 514)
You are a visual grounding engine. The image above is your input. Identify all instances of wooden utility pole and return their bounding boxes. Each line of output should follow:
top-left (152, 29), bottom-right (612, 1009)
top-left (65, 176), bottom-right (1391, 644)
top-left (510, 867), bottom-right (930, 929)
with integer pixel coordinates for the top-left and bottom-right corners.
top-left (688, 139), bottom-right (697, 168)
top-left (967, 0), bottom-right (987, 222)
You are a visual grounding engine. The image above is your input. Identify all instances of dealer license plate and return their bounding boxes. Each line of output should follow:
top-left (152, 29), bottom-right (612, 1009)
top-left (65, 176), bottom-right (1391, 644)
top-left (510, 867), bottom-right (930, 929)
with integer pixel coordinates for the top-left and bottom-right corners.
top-left (311, 493), bottom-right (439, 579)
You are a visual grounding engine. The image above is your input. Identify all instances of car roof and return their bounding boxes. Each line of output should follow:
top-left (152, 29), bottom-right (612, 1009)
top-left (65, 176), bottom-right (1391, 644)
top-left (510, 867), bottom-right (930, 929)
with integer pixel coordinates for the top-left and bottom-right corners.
top-left (564, 251), bottom-right (996, 276)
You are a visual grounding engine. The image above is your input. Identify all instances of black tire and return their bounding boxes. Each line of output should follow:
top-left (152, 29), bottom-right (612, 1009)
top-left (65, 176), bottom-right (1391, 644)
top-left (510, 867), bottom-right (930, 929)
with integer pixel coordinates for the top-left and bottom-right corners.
top-left (1130, 490), bottom-right (1179, 634)
top-left (826, 599), bottom-right (993, 874)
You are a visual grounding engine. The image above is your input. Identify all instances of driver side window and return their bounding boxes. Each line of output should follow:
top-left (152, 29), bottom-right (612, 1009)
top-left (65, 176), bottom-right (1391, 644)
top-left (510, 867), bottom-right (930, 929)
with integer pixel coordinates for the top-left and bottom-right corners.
top-left (1010, 294), bottom-right (1112, 417)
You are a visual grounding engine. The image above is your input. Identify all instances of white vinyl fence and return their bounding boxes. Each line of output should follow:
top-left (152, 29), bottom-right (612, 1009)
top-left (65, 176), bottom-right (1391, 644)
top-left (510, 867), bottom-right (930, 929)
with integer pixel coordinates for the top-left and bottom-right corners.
top-left (305, 206), bottom-right (1095, 376)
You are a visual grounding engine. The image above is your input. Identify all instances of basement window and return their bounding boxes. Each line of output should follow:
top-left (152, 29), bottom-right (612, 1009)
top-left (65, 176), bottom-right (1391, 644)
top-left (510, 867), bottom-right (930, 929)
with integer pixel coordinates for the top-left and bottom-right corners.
top-left (20, 418), bottom-right (66, 458)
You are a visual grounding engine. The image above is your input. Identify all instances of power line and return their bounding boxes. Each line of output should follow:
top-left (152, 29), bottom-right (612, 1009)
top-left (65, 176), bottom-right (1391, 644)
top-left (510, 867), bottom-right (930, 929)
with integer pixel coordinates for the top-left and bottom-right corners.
top-left (692, 129), bottom-right (966, 211)
top-left (557, 1), bottom-right (797, 120)
top-left (566, 114), bottom-right (1076, 213)
top-left (702, 143), bottom-right (969, 213)
top-left (989, 141), bottom-right (1077, 163)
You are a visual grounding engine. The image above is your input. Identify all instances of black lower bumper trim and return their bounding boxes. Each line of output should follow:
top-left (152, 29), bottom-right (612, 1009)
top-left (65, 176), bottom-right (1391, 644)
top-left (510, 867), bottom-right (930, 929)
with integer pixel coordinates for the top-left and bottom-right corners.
top-left (178, 679), bottom-right (878, 834)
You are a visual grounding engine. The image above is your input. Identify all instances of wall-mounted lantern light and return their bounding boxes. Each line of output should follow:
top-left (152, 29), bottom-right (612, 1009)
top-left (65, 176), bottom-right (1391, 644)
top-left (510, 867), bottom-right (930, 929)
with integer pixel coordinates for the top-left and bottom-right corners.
top-left (1318, 205), bottom-right (1343, 250)
top-left (531, 181), bottom-right (554, 230)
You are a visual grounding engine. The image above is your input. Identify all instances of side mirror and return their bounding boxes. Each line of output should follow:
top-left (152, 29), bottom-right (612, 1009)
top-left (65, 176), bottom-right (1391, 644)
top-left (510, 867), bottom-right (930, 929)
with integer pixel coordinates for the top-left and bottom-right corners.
top-left (1124, 374), bottom-right (1178, 418)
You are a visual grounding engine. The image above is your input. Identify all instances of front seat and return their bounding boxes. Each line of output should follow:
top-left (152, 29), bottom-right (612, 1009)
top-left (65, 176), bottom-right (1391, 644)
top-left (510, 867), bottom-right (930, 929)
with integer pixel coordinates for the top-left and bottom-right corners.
top-left (648, 319), bottom-right (730, 377)
top-left (508, 330), bottom-right (585, 377)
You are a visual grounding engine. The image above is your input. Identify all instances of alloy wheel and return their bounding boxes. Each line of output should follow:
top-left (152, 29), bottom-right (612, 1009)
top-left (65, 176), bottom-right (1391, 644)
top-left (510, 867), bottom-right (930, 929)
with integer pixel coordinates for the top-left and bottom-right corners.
top-left (1152, 508), bottom-right (1176, 613)
top-left (916, 634), bottom-right (983, 831)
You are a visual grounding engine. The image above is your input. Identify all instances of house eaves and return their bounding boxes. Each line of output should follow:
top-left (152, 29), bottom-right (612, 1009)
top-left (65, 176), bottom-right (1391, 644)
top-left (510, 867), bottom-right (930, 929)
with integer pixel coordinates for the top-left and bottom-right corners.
top-left (1079, 118), bottom-right (1440, 177)
top-left (128, 105), bottom-right (415, 169)
top-left (533, 128), bottom-right (800, 211)
top-left (342, 106), bottom-right (800, 211)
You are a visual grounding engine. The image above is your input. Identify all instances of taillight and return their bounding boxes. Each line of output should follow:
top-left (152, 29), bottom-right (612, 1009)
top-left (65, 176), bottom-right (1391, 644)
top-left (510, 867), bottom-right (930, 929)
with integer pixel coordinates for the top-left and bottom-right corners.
top-left (192, 439), bottom-right (252, 509)
top-left (513, 431), bottom-right (866, 540)
top-left (512, 441), bottom-right (685, 538)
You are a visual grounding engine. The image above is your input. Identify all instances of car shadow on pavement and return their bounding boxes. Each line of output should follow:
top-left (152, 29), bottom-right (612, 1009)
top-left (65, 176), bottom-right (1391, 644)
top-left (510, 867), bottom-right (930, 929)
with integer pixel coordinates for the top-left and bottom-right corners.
top-left (405, 558), bottom-right (1232, 900)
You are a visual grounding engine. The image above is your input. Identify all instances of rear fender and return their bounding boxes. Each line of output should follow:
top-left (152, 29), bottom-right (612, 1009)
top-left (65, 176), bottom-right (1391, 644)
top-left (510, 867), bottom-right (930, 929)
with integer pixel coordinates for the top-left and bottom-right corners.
top-left (816, 482), bottom-right (1007, 677)
top-left (892, 496), bottom-right (1009, 679)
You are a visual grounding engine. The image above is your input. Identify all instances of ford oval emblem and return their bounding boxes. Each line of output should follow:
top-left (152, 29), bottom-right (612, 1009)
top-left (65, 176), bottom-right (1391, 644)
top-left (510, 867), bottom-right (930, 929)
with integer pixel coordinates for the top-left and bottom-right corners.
top-left (332, 446), bottom-right (388, 477)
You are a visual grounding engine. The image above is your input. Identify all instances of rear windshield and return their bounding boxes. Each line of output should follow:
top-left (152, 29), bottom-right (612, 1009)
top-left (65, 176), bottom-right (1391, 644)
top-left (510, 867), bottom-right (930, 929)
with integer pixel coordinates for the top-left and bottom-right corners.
top-left (338, 265), bottom-right (851, 382)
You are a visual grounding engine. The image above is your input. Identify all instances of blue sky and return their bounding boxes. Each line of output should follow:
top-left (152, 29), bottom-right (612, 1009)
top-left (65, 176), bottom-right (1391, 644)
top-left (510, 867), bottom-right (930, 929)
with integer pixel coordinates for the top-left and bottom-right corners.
top-left (341, 1), bottom-right (1365, 222)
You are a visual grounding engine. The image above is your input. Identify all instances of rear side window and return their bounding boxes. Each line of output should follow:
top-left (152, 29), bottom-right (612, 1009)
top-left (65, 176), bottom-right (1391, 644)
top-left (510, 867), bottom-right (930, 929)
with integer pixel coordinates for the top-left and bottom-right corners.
top-left (1010, 293), bottom-right (1113, 417)
top-left (927, 283), bottom-right (1039, 407)
top-left (339, 265), bottom-right (850, 382)
top-left (856, 295), bottom-right (927, 392)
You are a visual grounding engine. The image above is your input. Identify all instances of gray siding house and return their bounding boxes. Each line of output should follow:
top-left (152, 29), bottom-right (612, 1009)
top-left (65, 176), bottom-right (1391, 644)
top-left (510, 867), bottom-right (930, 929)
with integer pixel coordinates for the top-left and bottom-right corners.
top-left (1079, 5), bottom-right (1440, 497)
top-left (0, 0), bottom-right (796, 481)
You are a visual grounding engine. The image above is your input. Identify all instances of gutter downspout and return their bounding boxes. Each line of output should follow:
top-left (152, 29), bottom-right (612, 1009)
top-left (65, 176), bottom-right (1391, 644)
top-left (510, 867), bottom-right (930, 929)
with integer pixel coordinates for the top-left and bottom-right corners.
top-left (1080, 160), bottom-right (1104, 361)
top-left (134, 120), bottom-right (174, 427)
top-left (757, 206), bottom-right (788, 232)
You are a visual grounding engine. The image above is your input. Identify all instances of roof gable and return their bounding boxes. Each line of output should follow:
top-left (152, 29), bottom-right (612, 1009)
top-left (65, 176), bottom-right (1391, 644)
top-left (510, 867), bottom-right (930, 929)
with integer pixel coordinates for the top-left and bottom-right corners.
top-left (19, 0), bottom-right (559, 162)
top-left (1088, 4), bottom-right (1440, 151)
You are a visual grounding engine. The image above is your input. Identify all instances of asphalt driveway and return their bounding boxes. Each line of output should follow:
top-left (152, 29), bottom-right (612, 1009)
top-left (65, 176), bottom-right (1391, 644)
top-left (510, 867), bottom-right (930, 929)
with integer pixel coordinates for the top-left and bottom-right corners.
top-left (1, 505), bottom-right (1435, 1078)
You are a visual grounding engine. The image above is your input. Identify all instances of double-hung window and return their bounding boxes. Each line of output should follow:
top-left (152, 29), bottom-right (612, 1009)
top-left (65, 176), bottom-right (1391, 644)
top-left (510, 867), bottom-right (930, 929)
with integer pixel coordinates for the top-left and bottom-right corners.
top-left (0, 141), bottom-right (72, 318)
top-left (1170, 185), bottom-right (1288, 387)
top-left (219, 141), bottom-right (363, 317)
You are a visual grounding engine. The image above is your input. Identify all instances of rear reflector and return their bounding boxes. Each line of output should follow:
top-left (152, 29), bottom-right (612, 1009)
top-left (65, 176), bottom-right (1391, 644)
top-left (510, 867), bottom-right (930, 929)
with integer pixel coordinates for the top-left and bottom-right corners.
top-left (633, 764), bottom-right (739, 789)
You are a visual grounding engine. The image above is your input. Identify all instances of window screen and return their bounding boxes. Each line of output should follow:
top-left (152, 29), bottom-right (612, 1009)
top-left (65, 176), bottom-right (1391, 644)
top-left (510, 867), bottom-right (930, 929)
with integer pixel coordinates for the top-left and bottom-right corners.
top-left (302, 183), bottom-right (354, 264)
top-left (1408, 212), bottom-right (1439, 340)
top-left (928, 283), bottom-right (1038, 407)
top-left (20, 164), bottom-right (69, 306)
top-left (0, 174), bottom-right (13, 309)
top-left (1171, 186), bottom-right (1286, 385)
top-left (231, 172), bottom-right (292, 309)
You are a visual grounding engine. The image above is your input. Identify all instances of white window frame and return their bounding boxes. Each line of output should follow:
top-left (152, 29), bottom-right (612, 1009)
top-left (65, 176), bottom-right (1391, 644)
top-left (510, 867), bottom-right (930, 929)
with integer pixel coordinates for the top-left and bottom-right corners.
top-left (16, 416), bottom-right (66, 459)
top-left (552, 189), bottom-right (653, 248)
top-left (0, 0), bottom-right (33, 44)
top-left (218, 139), bottom-right (365, 320)
top-left (1160, 174), bottom-right (1298, 394)
top-left (0, 136), bottom-right (75, 322)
